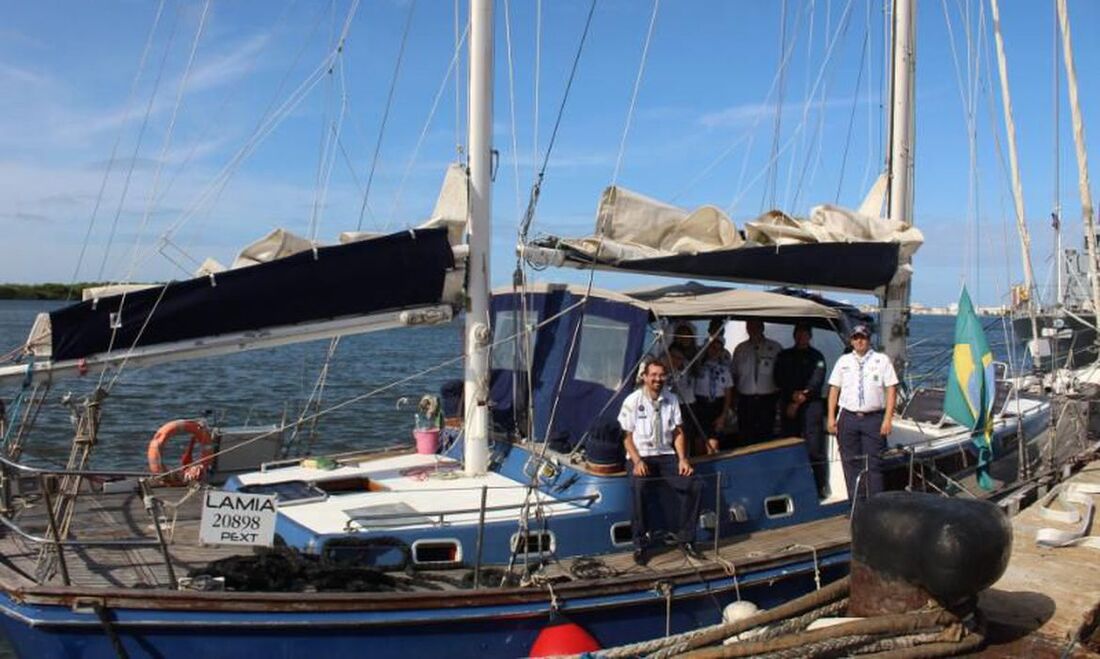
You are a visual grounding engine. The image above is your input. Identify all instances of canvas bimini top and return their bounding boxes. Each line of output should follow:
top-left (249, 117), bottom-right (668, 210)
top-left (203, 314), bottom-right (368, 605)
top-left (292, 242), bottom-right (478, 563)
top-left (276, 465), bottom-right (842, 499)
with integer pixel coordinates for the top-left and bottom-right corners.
top-left (488, 282), bottom-right (847, 451)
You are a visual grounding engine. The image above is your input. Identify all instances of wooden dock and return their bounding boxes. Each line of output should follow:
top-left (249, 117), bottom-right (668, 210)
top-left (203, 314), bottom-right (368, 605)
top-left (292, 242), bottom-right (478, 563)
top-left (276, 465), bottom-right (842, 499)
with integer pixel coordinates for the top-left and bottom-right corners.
top-left (978, 462), bottom-right (1100, 657)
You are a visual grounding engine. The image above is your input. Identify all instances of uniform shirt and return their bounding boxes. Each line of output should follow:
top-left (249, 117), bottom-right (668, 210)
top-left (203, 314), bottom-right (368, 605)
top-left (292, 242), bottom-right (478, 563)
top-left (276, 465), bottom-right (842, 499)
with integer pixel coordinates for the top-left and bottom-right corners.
top-left (774, 346), bottom-right (827, 403)
top-left (618, 388), bottom-right (682, 457)
top-left (668, 369), bottom-right (696, 405)
top-left (694, 353), bottom-right (733, 400)
top-left (731, 338), bottom-right (782, 395)
top-left (827, 349), bottom-right (899, 412)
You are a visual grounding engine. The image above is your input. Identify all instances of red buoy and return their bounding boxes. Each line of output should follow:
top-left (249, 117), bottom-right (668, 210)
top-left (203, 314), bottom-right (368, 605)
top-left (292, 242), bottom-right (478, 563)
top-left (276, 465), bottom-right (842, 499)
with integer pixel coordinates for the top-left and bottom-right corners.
top-left (528, 613), bottom-right (600, 657)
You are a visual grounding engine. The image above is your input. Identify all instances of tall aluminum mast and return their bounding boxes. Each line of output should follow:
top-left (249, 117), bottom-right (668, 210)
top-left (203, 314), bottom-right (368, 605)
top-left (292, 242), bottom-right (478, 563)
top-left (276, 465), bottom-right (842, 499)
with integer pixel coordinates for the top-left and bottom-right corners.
top-left (881, 0), bottom-right (915, 379)
top-left (463, 0), bottom-right (494, 476)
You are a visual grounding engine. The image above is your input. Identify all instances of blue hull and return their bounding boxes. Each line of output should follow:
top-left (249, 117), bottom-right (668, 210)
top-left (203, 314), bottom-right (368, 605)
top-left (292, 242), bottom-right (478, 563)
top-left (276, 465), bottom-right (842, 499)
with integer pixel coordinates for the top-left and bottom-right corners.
top-left (0, 555), bottom-right (847, 658)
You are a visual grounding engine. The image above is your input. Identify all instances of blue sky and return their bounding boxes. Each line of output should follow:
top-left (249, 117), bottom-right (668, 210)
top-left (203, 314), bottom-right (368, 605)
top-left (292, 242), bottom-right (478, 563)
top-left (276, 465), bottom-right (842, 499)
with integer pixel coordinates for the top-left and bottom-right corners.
top-left (0, 0), bottom-right (1097, 308)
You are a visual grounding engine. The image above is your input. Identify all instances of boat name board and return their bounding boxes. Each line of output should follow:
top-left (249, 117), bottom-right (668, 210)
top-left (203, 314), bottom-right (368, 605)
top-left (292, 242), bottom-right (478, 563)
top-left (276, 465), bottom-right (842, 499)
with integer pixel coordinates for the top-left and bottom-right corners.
top-left (199, 491), bottom-right (278, 547)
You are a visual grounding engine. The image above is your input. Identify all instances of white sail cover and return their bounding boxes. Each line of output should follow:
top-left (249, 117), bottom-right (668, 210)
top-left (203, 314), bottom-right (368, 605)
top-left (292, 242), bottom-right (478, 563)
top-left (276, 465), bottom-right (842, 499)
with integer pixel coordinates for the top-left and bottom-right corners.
top-left (560, 185), bottom-right (923, 263)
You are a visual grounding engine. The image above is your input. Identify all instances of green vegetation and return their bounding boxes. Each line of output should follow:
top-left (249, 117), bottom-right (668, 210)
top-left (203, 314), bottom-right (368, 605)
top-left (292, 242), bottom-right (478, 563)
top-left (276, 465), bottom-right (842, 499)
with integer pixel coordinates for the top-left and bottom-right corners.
top-left (0, 283), bottom-right (109, 300)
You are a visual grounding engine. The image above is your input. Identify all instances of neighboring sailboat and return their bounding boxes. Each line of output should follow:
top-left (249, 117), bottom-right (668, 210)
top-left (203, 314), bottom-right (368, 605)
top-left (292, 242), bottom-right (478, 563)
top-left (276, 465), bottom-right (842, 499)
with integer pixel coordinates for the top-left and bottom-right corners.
top-left (1011, 0), bottom-right (1100, 384)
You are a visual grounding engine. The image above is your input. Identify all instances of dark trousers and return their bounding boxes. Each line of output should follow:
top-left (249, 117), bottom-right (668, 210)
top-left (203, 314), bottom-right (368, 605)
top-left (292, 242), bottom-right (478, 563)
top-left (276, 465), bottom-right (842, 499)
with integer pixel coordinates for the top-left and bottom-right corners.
top-left (737, 393), bottom-right (777, 442)
top-left (782, 399), bottom-right (827, 493)
top-left (629, 454), bottom-right (702, 549)
top-left (836, 409), bottom-right (886, 499)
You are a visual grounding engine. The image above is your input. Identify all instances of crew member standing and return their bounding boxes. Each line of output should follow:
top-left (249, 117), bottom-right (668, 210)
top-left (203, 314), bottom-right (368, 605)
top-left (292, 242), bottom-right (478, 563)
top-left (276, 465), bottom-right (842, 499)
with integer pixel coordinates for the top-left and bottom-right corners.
top-left (693, 335), bottom-right (733, 454)
top-left (826, 324), bottom-right (898, 499)
top-left (774, 323), bottom-right (828, 497)
top-left (731, 319), bottom-right (782, 443)
top-left (620, 359), bottom-right (703, 565)
top-left (665, 345), bottom-right (706, 455)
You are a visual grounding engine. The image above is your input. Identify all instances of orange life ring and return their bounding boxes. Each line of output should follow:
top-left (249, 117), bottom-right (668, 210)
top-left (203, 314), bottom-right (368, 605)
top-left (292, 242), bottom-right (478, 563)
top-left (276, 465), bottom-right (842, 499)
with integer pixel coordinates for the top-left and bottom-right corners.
top-left (147, 419), bottom-right (214, 486)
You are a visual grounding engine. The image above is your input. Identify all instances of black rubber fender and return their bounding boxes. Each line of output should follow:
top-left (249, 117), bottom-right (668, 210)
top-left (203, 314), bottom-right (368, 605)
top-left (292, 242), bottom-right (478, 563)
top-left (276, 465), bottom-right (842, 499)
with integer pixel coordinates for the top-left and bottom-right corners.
top-left (851, 491), bottom-right (1012, 604)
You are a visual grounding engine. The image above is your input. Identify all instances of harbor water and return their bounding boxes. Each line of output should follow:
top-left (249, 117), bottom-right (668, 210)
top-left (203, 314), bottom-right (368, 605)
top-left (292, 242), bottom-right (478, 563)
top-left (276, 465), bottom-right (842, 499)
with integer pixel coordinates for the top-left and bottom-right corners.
top-left (0, 299), bottom-right (1030, 470)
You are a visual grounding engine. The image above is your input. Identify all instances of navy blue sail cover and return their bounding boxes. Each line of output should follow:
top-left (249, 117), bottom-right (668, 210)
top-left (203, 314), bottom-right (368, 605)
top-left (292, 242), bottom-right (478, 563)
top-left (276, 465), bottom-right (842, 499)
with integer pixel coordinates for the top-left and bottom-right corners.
top-left (49, 228), bottom-right (455, 361)
top-left (540, 241), bottom-right (900, 291)
top-left (490, 288), bottom-right (650, 450)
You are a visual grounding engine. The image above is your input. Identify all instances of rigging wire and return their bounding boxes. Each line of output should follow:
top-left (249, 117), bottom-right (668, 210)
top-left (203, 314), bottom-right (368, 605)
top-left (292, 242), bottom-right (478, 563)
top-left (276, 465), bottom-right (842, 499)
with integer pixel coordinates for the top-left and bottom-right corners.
top-left (671, 3), bottom-right (806, 204)
top-left (308, 48), bottom-right (351, 242)
top-left (726, 0), bottom-right (854, 215)
top-left (454, 0), bottom-right (464, 157)
top-left (150, 4), bottom-right (359, 261)
top-left (117, 0), bottom-right (213, 288)
top-left (533, 0), bottom-right (542, 180)
top-left (96, 3), bottom-right (181, 282)
top-left (517, 0), bottom-right (599, 244)
top-left (790, 0), bottom-right (857, 212)
top-left (387, 23), bottom-right (470, 228)
top-left (763, 0), bottom-right (791, 212)
top-left (858, 0), bottom-right (877, 197)
top-left (503, 0), bottom-right (524, 223)
top-left (152, 1), bottom-right (305, 226)
top-left (728, 4), bottom-right (809, 216)
top-left (67, 0), bottom-right (167, 300)
top-left (781, 0), bottom-right (817, 211)
top-left (834, 23), bottom-right (870, 204)
top-left (355, 0), bottom-right (418, 232)
top-left (611, 0), bottom-right (661, 186)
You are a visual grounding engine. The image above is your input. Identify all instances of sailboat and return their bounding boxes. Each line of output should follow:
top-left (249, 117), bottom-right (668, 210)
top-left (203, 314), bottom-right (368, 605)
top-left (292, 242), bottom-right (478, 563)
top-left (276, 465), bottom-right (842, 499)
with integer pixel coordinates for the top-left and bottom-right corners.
top-left (1010, 0), bottom-right (1100, 386)
top-left (0, 1), bottom-right (1061, 656)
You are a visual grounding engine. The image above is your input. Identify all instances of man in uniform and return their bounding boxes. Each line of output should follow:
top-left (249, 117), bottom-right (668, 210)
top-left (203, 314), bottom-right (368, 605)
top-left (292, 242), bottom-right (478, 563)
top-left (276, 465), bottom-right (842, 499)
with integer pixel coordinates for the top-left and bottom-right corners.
top-left (826, 324), bottom-right (898, 499)
top-left (774, 322), bottom-right (829, 497)
top-left (620, 358), bottom-right (703, 565)
top-left (731, 319), bottom-right (782, 443)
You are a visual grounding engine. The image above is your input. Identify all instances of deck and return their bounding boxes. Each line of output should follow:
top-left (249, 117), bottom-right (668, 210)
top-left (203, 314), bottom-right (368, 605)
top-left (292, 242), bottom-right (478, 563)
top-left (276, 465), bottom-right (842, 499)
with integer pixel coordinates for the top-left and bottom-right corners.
top-left (978, 461), bottom-right (1100, 657)
top-left (0, 478), bottom-right (850, 597)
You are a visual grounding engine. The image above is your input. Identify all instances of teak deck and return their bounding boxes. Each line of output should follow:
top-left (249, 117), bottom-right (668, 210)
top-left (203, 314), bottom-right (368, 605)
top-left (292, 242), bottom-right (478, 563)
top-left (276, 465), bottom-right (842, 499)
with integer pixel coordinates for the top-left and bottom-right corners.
top-left (0, 483), bottom-right (850, 594)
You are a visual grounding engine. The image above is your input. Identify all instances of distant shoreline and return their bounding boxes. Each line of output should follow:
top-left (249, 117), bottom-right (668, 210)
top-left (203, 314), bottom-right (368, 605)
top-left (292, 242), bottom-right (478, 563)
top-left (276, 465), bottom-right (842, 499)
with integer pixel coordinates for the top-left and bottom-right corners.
top-left (0, 283), bottom-right (107, 301)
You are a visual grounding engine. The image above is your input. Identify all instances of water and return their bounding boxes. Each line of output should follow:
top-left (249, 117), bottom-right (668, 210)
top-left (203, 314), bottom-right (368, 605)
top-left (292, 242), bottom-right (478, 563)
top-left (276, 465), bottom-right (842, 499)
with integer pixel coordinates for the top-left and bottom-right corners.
top-left (0, 299), bottom-right (464, 471)
top-left (0, 301), bottom-right (1029, 470)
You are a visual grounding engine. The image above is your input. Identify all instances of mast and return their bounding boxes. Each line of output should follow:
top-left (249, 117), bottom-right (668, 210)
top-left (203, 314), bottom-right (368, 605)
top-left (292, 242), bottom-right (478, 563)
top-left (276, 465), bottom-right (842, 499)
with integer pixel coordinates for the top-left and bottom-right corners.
top-left (1053, 2), bottom-right (1063, 312)
top-left (463, 0), bottom-right (494, 476)
top-left (1055, 0), bottom-right (1100, 331)
top-left (881, 0), bottom-right (915, 380)
top-left (989, 0), bottom-right (1041, 353)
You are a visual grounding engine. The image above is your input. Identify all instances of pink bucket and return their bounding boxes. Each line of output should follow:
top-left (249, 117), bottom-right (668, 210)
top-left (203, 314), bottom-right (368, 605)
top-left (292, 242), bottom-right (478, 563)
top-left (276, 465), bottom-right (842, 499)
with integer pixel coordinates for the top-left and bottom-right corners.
top-left (413, 428), bottom-right (440, 454)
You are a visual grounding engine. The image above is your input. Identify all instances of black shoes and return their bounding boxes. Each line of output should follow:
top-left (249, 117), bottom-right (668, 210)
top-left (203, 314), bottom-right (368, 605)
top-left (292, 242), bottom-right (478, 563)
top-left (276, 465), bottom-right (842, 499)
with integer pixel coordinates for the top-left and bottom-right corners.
top-left (633, 548), bottom-right (651, 566)
top-left (681, 543), bottom-right (705, 560)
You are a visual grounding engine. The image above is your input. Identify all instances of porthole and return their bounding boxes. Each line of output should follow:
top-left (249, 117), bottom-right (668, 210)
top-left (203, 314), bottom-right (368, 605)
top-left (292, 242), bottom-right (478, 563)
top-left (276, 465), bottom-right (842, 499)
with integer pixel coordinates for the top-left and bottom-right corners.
top-left (764, 495), bottom-right (794, 519)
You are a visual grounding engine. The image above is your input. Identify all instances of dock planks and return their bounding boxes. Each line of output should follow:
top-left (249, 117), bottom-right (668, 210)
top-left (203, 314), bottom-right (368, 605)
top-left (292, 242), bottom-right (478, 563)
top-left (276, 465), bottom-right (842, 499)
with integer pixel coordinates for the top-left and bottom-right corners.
top-left (979, 463), bottom-right (1100, 657)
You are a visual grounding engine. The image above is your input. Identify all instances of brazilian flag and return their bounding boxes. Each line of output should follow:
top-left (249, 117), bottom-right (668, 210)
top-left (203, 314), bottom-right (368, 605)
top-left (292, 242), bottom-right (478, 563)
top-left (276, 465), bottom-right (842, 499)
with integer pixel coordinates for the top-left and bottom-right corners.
top-left (943, 286), bottom-right (996, 490)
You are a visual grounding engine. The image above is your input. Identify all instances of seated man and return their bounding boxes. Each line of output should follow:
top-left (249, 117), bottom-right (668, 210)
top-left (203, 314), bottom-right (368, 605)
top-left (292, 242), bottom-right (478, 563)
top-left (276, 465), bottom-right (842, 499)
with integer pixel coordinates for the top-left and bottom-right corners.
top-left (620, 358), bottom-right (703, 566)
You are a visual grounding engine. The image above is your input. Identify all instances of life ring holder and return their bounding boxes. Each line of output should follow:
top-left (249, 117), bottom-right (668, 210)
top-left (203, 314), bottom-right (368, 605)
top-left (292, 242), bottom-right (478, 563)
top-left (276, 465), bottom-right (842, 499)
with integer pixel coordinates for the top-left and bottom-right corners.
top-left (147, 419), bottom-right (215, 486)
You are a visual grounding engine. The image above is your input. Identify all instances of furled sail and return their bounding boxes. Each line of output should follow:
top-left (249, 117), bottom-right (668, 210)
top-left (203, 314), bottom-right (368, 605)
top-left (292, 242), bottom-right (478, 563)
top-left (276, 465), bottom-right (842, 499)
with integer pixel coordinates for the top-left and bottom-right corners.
top-left (523, 185), bottom-right (924, 292)
top-left (2, 166), bottom-right (469, 385)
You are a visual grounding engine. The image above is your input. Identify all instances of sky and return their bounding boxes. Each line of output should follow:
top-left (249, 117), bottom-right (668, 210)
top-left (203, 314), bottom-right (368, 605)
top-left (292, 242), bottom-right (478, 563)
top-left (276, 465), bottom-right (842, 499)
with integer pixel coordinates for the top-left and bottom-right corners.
top-left (0, 0), bottom-right (1097, 308)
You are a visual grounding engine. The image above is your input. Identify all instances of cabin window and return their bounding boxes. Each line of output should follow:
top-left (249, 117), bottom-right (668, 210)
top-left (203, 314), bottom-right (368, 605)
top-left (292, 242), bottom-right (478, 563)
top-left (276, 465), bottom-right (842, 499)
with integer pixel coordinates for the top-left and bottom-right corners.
top-left (764, 495), bottom-right (794, 519)
top-left (510, 531), bottom-right (556, 555)
top-left (492, 310), bottom-right (539, 371)
top-left (574, 316), bottom-right (631, 389)
top-left (609, 522), bottom-right (633, 547)
top-left (411, 539), bottom-right (463, 566)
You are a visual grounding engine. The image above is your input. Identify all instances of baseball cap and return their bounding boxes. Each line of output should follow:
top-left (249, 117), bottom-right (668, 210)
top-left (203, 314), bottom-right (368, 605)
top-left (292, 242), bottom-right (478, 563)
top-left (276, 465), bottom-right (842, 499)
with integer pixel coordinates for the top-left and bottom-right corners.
top-left (849, 324), bottom-right (871, 338)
